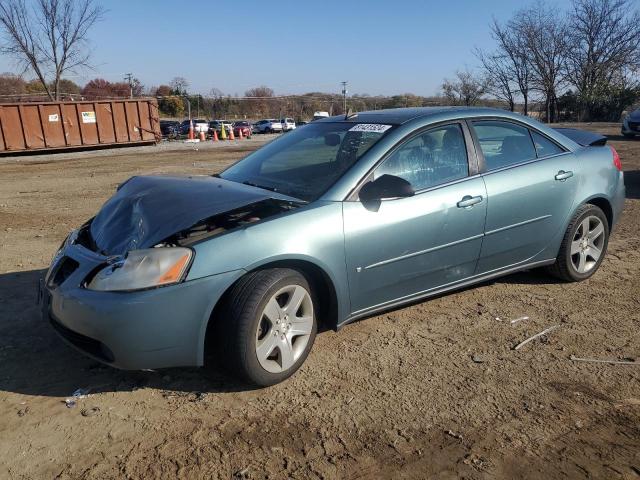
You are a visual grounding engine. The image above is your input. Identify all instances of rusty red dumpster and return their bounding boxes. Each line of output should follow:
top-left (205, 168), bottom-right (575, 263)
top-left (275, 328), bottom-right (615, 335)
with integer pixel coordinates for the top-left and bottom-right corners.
top-left (0, 98), bottom-right (160, 153)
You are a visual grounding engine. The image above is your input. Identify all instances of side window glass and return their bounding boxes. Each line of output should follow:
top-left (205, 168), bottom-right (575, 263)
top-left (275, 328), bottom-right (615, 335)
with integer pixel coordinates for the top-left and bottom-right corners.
top-left (473, 121), bottom-right (537, 171)
top-left (374, 124), bottom-right (469, 191)
top-left (531, 130), bottom-right (564, 158)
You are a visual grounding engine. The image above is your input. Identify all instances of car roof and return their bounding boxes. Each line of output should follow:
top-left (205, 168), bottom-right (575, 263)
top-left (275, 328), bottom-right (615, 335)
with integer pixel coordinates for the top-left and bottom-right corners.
top-left (314, 106), bottom-right (524, 125)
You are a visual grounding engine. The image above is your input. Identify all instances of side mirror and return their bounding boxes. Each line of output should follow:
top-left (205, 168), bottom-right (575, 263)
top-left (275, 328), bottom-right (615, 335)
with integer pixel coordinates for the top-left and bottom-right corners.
top-left (359, 174), bottom-right (415, 205)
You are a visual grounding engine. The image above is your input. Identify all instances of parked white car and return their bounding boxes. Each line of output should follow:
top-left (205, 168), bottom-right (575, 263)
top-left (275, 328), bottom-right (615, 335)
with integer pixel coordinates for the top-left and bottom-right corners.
top-left (281, 118), bottom-right (296, 131)
top-left (253, 119), bottom-right (283, 134)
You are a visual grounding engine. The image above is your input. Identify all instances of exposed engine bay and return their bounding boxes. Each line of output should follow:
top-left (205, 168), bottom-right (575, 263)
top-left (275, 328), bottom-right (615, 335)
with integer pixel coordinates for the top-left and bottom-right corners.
top-left (160, 199), bottom-right (301, 247)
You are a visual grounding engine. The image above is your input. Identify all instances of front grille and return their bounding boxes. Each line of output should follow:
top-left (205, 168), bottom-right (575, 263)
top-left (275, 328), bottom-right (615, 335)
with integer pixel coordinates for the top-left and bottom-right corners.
top-left (47, 257), bottom-right (79, 288)
top-left (629, 121), bottom-right (640, 131)
top-left (49, 315), bottom-right (115, 363)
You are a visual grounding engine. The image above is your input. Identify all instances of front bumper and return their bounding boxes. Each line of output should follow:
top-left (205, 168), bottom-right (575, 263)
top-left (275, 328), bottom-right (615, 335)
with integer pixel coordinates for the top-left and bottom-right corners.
top-left (40, 242), bottom-right (243, 370)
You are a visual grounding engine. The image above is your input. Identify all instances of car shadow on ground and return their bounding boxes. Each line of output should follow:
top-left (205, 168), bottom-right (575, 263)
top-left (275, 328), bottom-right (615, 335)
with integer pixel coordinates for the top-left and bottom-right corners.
top-left (624, 170), bottom-right (639, 199)
top-left (0, 269), bottom-right (260, 398)
top-left (606, 134), bottom-right (640, 142)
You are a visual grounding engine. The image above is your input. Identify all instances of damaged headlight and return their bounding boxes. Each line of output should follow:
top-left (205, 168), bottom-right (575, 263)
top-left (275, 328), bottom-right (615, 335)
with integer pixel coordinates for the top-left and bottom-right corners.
top-left (86, 247), bottom-right (193, 292)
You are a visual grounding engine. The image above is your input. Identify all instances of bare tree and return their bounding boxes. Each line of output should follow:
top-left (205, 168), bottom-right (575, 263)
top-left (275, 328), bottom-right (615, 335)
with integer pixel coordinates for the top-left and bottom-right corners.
top-left (476, 49), bottom-right (517, 111)
top-left (566, 0), bottom-right (640, 119)
top-left (245, 86), bottom-right (274, 98)
top-left (442, 70), bottom-right (487, 106)
top-left (489, 18), bottom-right (533, 115)
top-left (0, 0), bottom-right (104, 101)
top-left (513, 4), bottom-right (569, 122)
top-left (245, 86), bottom-right (274, 117)
top-left (169, 76), bottom-right (189, 95)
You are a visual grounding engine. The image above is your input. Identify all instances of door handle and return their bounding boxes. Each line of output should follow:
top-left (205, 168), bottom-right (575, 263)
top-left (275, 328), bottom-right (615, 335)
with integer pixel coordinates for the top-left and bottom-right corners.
top-left (457, 195), bottom-right (483, 208)
top-left (555, 170), bottom-right (573, 181)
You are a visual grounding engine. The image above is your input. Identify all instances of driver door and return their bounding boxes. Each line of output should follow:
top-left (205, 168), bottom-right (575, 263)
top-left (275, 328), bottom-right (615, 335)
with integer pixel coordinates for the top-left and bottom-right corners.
top-left (343, 122), bottom-right (487, 315)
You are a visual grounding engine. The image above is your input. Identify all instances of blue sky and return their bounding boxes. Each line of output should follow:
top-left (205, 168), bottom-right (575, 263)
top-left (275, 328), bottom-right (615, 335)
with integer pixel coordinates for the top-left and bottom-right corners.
top-left (0, 0), bottom-right (572, 96)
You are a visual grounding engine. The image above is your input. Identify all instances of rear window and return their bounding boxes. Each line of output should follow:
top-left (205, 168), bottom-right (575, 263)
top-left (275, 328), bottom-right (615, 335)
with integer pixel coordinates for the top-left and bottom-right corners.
top-left (531, 131), bottom-right (564, 158)
top-left (473, 121), bottom-right (537, 171)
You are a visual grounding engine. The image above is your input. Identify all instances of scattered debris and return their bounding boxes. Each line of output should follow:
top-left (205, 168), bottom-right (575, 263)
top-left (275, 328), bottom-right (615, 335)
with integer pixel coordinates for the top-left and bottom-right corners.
top-left (346, 396), bottom-right (354, 405)
top-left (513, 325), bottom-right (561, 351)
top-left (472, 354), bottom-right (485, 364)
top-left (569, 355), bottom-right (637, 366)
top-left (17, 406), bottom-right (29, 417)
top-left (81, 406), bottom-right (100, 417)
top-left (509, 316), bottom-right (529, 325)
top-left (234, 466), bottom-right (250, 478)
top-left (496, 315), bottom-right (529, 325)
top-left (445, 429), bottom-right (463, 440)
top-left (64, 388), bottom-right (90, 408)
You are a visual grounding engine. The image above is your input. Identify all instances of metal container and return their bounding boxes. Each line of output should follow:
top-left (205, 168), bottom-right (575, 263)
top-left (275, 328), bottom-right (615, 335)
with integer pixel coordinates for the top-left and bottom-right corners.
top-left (0, 98), bottom-right (160, 153)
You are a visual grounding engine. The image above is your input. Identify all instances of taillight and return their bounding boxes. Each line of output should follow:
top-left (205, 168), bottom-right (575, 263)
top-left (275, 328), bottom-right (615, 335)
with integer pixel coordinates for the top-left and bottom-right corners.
top-left (610, 146), bottom-right (622, 171)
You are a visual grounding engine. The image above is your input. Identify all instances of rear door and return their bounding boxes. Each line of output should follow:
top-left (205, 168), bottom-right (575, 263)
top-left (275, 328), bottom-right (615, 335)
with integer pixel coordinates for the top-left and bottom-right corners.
top-left (343, 122), bottom-right (487, 314)
top-left (471, 120), bottom-right (579, 273)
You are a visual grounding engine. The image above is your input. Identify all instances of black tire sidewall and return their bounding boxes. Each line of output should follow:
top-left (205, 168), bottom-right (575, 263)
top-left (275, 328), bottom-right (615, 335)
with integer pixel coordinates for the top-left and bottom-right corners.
top-left (237, 270), bottom-right (317, 386)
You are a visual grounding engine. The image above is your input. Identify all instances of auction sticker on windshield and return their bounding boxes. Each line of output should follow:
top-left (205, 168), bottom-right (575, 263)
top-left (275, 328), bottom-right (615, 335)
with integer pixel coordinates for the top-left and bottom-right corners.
top-left (349, 124), bottom-right (392, 133)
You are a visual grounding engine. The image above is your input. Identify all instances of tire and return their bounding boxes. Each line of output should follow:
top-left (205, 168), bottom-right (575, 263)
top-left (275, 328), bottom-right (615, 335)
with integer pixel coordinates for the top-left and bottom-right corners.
top-left (622, 133), bottom-right (636, 139)
top-left (547, 204), bottom-right (609, 282)
top-left (217, 268), bottom-right (317, 386)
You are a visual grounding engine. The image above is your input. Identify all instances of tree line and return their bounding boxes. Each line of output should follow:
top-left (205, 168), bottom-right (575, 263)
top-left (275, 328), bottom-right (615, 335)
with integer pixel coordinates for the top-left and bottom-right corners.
top-left (470, 0), bottom-right (640, 122)
top-left (0, 0), bottom-right (637, 122)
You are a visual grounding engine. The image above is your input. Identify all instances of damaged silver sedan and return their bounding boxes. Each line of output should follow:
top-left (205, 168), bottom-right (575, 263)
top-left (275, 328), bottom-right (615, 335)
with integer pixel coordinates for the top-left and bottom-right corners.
top-left (40, 107), bottom-right (625, 386)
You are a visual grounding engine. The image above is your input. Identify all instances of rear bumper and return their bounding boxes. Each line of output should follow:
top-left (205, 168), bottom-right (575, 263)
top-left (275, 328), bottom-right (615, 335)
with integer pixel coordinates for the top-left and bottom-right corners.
top-left (611, 172), bottom-right (625, 231)
top-left (40, 242), bottom-right (243, 369)
top-left (622, 121), bottom-right (639, 135)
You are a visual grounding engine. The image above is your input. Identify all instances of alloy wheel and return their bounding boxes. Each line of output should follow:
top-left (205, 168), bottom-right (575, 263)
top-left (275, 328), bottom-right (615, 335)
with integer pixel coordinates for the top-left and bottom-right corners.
top-left (255, 285), bottom-right (314, 374)
top-left (570, 215), bottom-right (605, 274)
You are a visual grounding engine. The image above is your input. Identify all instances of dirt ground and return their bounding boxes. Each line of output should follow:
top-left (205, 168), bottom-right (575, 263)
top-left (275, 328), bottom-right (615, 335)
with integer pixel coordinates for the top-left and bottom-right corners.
top-left (0, 125), bottom-right (638, 479)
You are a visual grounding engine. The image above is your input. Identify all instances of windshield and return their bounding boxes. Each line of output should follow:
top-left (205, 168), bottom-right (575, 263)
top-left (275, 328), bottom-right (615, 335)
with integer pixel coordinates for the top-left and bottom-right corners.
top-left (220, 122), bottom-right (393, 202)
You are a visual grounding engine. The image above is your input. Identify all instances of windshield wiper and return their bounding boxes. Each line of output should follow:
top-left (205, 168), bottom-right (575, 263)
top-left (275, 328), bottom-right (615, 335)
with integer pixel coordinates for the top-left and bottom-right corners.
top-left (242, 180), bottom-right (278, 193)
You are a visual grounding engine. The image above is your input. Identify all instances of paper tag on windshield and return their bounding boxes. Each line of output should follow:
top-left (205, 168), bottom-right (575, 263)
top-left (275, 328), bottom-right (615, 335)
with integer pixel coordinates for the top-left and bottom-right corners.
top-left (349, 124), bottom-right (392, 133)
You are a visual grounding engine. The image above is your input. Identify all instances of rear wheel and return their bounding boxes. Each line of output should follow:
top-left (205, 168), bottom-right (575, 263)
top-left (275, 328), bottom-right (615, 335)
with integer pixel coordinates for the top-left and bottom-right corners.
top-left (218, 269), bottom-right (317, 386)
top-left (547, 204), bottom-right (609, 282)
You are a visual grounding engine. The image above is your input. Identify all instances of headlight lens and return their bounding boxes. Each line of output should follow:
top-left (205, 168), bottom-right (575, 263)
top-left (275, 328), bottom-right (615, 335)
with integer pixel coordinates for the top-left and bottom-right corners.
top-left (86, 247), bottom-right (192, 292)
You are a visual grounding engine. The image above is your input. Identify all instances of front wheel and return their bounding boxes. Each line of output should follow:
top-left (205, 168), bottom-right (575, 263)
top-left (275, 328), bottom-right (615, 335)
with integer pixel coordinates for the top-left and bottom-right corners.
top-left (547, 204), bottom-right (609, 282)
top-left (218, 269), bottom-right (317, 386)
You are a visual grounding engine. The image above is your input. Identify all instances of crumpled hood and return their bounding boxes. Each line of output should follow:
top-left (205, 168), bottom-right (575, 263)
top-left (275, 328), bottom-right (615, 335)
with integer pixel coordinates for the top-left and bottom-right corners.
top-left (90, 175), bottom-right (296, 256)
top-left (629, 110), bottom-right (640, 121)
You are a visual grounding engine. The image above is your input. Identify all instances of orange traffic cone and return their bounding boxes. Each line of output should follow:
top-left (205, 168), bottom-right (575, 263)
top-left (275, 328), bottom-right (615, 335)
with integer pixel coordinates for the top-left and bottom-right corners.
top-left (188, 120), bottom-right (194, 140)
top-left (229, 127), bottom-right (235, 141)
top-left (213, 129), bottom-right (218, 142)
top-left (199, 130), bottom-right (205, 141)
top-left (238, 128), bottom-right (243, 140)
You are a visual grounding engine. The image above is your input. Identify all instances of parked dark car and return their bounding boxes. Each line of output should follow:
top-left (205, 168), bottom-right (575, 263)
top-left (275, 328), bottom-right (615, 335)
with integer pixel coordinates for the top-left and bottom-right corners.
top-left (622, 108), bottom-right (640, 138)
top-left (233, 121), bottom-right (252, 138)
top-left (160, 120), bottom-right (180, 137)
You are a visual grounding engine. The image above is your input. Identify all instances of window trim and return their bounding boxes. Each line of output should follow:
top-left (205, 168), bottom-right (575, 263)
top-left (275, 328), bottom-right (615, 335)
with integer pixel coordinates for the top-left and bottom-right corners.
top-left (346, 120), bottom-right (478, 201)
top-left (529, 129), bottom-right (566, 159)
top-left (469, 117), bottom-right (569, 175)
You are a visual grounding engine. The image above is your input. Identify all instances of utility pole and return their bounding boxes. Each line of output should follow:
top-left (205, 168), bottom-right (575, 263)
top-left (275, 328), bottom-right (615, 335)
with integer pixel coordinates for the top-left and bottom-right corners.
top-left (341, 81), bottom-right (348, 114)
top-left (124, 73), bottom-right (133, 98)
